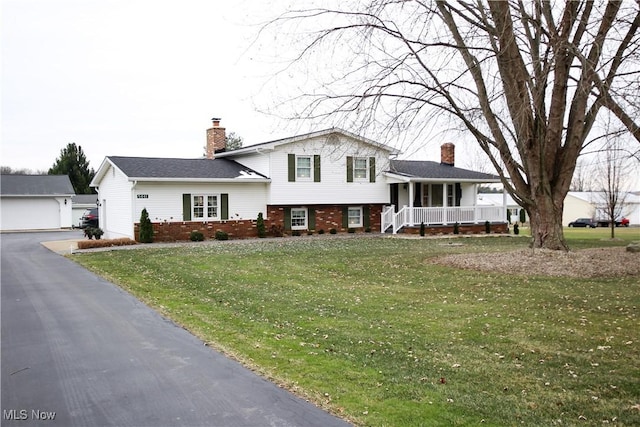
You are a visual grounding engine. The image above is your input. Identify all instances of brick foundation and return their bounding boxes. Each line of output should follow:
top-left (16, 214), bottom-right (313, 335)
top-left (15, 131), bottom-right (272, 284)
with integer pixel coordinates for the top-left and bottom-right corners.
top-left (134, 204), bottom-right (385, 242)
top-left (401, 222), bottom-right (508, 235)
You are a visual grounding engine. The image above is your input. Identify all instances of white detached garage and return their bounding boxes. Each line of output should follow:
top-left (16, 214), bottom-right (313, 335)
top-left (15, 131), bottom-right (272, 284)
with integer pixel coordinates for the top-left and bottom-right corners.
top-left (1, 175), bottom-right (75, 231)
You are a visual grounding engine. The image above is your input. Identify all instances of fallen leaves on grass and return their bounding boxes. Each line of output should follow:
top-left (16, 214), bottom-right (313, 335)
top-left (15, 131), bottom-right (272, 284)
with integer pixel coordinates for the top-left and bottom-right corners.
top-left (432, 247), bottom-right (639, 278)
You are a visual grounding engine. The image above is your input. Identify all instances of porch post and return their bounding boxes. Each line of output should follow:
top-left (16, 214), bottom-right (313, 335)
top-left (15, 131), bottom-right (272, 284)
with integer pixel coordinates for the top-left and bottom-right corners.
top-left (408, 181), bottom-right (414, 226)
top-left (503, 187), bottom-right (508, 223)
top-left (474, 184), bottom-right (479, 224)
top-left (443, 184), bottom-right (448, 225)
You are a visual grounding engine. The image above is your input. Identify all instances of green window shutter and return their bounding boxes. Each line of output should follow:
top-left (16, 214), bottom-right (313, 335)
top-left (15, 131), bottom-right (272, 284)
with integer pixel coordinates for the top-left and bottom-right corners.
top-left (314, 155), bottom-right (321, 182)
top-left (308, 208), bottom-right (316, 230)
top-left (346, 156), bottom-right (354, 182)
top-left (182, 194), bottom-right (191, 221)
top-left (284, 207), bottom-right (291, 230)
top-left (342, 206), bottom-right (349, 228)
top-left (221, 194), bottom-right (229, 220)
top-left (288, 154), bottom-right (296, 182)
top-left (369, 157), bottom-right (376, 183)
top-left (363, 205), bottom-right (370, 228)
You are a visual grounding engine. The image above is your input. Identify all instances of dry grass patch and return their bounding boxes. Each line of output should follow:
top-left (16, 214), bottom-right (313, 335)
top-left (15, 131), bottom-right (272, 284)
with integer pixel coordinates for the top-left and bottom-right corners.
top-left (433, 246), bottom-right (640, 278)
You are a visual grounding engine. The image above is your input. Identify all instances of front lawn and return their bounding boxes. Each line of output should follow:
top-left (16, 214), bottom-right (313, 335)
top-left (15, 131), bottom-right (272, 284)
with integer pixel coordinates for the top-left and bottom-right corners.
top-left (73, 231), bottom-right (640, 426)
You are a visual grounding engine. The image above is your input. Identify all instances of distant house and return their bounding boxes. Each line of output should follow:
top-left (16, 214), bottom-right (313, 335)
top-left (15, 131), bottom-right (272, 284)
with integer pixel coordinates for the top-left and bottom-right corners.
top-left (91, 119), bottom-right (508, 241)
top-left (0, 175), bottom-right (75, 231)
top-left (564, 192), bottom-right (639, 226)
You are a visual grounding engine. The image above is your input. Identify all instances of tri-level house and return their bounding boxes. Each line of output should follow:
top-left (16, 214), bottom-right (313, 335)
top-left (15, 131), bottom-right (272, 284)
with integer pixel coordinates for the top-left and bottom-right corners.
top-left (91, 119), bottom-right (507, 241)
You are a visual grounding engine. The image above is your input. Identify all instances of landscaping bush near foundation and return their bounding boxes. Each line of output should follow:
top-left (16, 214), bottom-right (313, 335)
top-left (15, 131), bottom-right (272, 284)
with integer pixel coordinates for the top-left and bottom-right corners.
top-left (214, 230), bottom-right (229, 241)
top-left (189, 231), bottom-right (205, 242)
top-left (77, 238), bottom-right (137, 250)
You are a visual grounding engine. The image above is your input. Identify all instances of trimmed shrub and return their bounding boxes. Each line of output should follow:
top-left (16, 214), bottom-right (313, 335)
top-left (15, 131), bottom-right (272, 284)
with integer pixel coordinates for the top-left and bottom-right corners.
top-left (419, 222), bottom-right (425, 237)
top-left (139, 208), bottom-right (154, 243)
top-left (329, 228), bottom-right (337, 234)
top-left (256, 212), bottom-right (266, 238)
top-left (365, 227), bottom-right (372, 233)
top-left (84, 227), bottom-right (104, 240)
top-left (77, 238), bottom-right (137, 250)
top-left (453, 222), bottom-right (460, 235)
top-left (485, 220), bottom-right (491, 234)
top-left (215, 230), bottom-right (229, 241)
top-left (189, 231), bottom-right (205, 241)
top-left (307, 231), bottom-right (314, 236)
top-left (348, 228), bottom-right (356, 234)
top-left (514, 223), bottom-right (520, 235)
top-left (318, 229), bottom-right (325, 235)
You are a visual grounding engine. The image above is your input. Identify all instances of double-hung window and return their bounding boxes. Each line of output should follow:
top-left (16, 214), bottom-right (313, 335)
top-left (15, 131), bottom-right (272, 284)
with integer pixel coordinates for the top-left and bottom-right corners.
top-left (353, 157), bottom-right (368, 180)
top-left (192, 195), bottom-right (218, 220)
top-left (290, 208), bottom-right (307, 230)
top-left (347, 207), bottom-right (363, 227)
top-left (296, 156), bottom-right (312, 180)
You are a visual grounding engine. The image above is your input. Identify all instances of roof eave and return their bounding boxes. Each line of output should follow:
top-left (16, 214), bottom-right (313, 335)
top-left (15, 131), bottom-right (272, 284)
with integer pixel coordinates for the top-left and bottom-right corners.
top-left (217, 127), bottom-right (401, 157)
top-left (127, 177), bottom-right (271, 183)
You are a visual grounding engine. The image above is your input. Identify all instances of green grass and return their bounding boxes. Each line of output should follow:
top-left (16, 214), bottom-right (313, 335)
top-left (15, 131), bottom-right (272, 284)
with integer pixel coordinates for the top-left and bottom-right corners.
top-left (72, 229), bottom-right (640, 426)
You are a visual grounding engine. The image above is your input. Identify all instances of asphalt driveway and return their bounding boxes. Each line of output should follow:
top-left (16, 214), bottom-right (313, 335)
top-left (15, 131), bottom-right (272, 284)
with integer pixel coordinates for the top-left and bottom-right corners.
top-left (1, 231), bottom-right (351, 427)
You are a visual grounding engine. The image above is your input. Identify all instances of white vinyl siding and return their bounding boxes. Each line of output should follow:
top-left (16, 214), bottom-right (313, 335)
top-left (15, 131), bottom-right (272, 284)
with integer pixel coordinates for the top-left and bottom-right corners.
top-left (97, 164), bottom-right (135, 239)
top-left (132, 182), bottom-right (268, 223)
top-left (269, 136), bottom-right (391, 205)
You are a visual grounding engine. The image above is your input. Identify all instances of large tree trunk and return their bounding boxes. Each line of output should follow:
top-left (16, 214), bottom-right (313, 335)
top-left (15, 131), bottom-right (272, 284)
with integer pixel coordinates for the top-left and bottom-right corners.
top-left (527, 193), bottom-right (569, 251)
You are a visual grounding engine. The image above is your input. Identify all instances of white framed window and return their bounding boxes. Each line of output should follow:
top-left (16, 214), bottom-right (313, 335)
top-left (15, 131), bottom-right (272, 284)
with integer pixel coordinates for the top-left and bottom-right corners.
top-left (447, 184), bottom-right (455, 207)
top-left (354, 157), bottom-right (368, 180)
top-left (347, 207), bottom-right (363, 227)
top-left (193, 194), bottom-right (218, 220)
top-left (291, 208), bottom-right (307, 230)
top-left (296, 156), bottom-right (312, 180)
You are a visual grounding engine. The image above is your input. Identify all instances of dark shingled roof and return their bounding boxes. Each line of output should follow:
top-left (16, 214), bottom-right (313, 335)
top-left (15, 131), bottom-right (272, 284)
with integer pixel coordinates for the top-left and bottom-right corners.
top-left (389, 160), bottom-right (501, 181)
top-left (108, 156), bottom-right (268, 180)
top-left (1, 175), bottom-right (75, 196)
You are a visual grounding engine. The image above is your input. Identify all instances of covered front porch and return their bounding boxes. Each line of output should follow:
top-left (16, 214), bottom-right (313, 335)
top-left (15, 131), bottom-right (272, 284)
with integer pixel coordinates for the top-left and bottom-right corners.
top-left (381, 178), bottom-right (508, 234)
top-left (381, 204), bottom-right (506, 234)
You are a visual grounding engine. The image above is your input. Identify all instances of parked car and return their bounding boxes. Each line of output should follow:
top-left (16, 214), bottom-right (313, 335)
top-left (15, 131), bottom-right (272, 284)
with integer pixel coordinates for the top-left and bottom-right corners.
top-left (595, 216), bottom-right (630, 227)
top-left (568, 218), bottom-right (596, 228)
top-left (80, 208), bottom-right (99, 228)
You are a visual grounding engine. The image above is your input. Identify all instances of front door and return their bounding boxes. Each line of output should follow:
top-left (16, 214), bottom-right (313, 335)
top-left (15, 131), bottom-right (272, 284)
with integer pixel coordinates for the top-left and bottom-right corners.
top-left (390, 184), bottom-right (399, 212)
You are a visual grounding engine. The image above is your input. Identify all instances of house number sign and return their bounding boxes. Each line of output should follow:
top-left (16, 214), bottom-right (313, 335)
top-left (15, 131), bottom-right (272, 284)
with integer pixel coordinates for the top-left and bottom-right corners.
top-left (137, 194), bottom-right (149, 199)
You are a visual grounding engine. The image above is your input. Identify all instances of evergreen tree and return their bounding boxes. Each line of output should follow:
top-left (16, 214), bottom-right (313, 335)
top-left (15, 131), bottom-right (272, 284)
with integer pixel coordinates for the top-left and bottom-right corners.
top-left (48, 143), bottom-right (95, 194)
top-left (139, 208), bottom-right (154, 243)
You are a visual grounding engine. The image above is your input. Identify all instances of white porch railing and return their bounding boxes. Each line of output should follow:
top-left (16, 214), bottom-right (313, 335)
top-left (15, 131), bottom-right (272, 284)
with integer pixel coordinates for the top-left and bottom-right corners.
top-left (381, 205), bottom-right (505, 234)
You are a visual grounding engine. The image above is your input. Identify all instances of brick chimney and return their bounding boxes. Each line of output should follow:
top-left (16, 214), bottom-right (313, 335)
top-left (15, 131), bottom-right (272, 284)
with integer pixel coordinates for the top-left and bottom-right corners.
top-left (441, 143), bottom-right (455, 166)
top-left (206, 117), bottom-right (226, 159)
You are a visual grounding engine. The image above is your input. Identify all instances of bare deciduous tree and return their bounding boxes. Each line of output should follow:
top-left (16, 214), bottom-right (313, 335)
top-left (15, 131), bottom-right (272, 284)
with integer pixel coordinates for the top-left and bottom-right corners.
top-left (594, 138), bottom-right (633, 238)
top-left (263, 0), bottom-right (640, 250)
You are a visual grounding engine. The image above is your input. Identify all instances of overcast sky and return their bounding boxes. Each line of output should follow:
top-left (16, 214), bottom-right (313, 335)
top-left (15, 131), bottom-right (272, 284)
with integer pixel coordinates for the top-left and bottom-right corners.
top-left (1, 0), bottom-right (317, 172)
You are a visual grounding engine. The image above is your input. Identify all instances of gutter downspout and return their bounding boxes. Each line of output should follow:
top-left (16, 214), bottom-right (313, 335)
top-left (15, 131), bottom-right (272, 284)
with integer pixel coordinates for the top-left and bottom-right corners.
top-left (131, 180), bottom-right (138, 240)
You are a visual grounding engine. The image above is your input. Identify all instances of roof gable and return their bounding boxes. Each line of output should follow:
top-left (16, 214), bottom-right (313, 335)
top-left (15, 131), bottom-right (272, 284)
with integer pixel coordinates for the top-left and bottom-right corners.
top-left (388, 160), bottom-right (501, 182)
top-left (1, 175), bottom-right (75, 196)
top-left (216, 128), bottom-right (401, 158)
